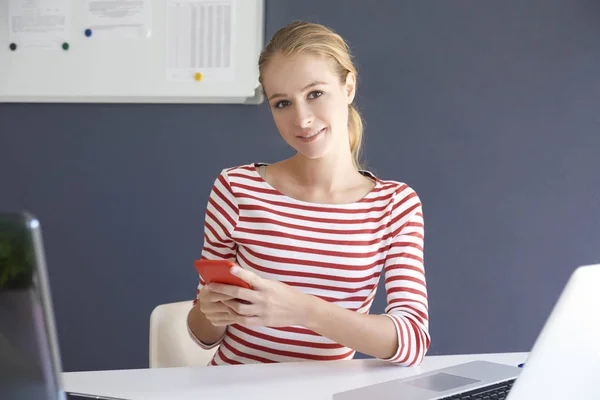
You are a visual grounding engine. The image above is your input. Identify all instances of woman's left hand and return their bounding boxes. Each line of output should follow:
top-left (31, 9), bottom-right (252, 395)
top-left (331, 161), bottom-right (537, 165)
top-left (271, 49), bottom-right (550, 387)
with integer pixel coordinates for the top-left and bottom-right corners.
top-left (206, 266), bottom-right (311, 327)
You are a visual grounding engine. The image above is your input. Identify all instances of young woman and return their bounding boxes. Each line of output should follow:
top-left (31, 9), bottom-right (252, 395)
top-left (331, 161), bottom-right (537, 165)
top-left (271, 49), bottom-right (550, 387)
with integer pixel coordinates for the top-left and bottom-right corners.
top-left (187, 21), bottom-right (430, 366)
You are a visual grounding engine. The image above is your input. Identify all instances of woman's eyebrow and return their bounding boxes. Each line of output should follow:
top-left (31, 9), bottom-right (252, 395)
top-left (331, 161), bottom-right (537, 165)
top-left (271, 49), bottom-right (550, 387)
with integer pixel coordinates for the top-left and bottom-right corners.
top-left (268, 81), bottom-right (328, 101)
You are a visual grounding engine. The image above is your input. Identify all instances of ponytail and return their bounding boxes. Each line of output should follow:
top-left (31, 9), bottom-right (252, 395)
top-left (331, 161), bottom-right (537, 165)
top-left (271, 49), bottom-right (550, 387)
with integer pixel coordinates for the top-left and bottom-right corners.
top-left (348, 104), bottom-right (364, 170)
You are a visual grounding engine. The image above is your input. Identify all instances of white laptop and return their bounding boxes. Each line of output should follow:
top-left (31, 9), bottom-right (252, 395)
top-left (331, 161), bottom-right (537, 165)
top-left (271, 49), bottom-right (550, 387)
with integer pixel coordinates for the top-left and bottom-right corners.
top-left (0, 211), bottom-right (130, 400)
top-left (333, 263), bottom-right (600, 400)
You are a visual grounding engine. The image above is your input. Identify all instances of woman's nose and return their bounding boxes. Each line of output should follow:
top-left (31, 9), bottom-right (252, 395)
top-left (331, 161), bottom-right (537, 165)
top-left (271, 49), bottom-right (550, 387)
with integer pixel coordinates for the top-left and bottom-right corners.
top-left (293, 104), bottom-right (313, 128)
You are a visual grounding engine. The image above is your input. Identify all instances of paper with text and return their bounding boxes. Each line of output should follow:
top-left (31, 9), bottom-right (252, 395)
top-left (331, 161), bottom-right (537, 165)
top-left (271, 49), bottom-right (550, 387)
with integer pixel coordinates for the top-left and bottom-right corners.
top-left (86, 0), bottom-right (152, 39)
top-left (166, 0), bottom-right (235, 82)
top-left (8, 0), bottom-right (71, 50)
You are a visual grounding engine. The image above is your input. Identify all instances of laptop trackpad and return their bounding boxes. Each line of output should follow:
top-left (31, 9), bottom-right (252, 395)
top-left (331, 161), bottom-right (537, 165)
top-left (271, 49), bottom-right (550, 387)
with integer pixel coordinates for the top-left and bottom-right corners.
top-left (332, 361), bottom-right (522, 400)
top-left (405, 372), bottom-right (480, 392)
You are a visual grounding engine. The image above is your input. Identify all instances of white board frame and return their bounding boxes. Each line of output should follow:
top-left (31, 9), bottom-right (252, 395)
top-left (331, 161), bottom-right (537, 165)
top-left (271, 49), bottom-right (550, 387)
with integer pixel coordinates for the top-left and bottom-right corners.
top-left (0, 0), bottom-right (264, 104)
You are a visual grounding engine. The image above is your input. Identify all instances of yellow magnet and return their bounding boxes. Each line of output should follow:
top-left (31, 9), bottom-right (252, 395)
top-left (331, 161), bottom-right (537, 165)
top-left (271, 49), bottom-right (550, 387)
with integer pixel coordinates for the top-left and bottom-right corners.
top-left (194, 72), bottom-right (203, 82)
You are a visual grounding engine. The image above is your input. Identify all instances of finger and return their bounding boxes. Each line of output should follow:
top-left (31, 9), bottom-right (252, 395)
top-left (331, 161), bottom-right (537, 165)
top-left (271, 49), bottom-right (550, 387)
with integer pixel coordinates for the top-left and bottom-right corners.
top-left (222, 299), bottom-right (257, 316)
top-left (213, 303), bottom-right (247, 317)
top-left (200, 302), bottom-right (230, 315)
top-left (206, 311), bottom-right (235, 321)
top-left (208, 283), bottom-right (259, 303)
top-left (205, 291), bottom-right (235, 303)
top-left (206, 308), bottom-right (241, 326)
top-left (202, 298), bottom-right (243, 313)
top-left (210, 318), bottom-right (235, 327)
top-left (212, 315), bottom-right (261, 327)
top-left (230, 266), bottom-right (264, 289)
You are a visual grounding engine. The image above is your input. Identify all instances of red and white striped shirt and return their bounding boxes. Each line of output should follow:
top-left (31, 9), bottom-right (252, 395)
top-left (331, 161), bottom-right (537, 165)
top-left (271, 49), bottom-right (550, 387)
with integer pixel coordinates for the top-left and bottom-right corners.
top-left (192, 163), bottom-right (430, 366)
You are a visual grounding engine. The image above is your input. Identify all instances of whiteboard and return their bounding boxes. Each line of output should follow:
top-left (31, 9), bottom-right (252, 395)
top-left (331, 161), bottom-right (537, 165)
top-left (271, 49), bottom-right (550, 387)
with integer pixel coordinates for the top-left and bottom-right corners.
top-left (0, 0), bottom-right (264, 104)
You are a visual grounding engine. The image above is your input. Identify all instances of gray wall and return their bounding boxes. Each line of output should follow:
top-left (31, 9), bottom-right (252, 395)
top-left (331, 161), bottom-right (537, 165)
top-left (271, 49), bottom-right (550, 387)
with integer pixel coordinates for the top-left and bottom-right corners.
top-left (1, 0), bottom-right (599, 372)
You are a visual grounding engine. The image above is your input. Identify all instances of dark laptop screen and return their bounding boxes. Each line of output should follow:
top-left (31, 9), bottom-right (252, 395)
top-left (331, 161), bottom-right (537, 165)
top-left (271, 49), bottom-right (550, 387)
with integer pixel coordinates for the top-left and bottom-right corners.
top-left (0, 212), bottom-right (62, 400)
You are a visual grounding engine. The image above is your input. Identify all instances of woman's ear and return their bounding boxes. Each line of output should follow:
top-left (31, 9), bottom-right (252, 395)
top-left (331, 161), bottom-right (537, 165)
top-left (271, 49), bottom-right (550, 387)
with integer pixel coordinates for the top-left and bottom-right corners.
top-left (344, 72), bottom-right (357, 104)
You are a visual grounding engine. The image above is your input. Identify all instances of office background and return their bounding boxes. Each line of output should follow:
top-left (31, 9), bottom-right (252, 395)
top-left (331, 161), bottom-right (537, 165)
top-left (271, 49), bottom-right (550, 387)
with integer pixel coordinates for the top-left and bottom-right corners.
top-left (1, 0), bottom-right (599, 372)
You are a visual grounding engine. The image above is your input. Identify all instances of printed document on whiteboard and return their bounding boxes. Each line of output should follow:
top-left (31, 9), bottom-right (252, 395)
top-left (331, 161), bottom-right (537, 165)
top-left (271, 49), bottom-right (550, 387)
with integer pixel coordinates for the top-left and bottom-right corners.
top-left (86, 0), bottom-right (152, 39)
top-left (8, 0), bottom-right (71, 50)
top-left (166, 0), bottom-right (235, 82)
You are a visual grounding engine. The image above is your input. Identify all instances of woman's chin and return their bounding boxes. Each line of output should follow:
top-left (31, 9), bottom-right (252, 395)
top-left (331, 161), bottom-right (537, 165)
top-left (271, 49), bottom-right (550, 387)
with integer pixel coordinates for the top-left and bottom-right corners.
top-left (295, 146), bottom-right (332, 160)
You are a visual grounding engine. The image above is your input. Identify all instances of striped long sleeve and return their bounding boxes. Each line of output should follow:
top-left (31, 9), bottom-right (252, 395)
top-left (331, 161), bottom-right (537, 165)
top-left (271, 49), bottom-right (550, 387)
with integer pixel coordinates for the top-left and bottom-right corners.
top-left (199, 169), bottom-right (239, 264)
top-left (190, 169), bottom-right (239, 349)
top-left (380, 186), bottom-right (430, 365)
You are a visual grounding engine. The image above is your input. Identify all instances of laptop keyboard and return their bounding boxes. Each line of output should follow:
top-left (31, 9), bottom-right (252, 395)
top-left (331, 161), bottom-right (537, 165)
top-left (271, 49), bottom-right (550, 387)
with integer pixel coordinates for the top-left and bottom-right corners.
top-left (440, 378), bottom-right (515, 399)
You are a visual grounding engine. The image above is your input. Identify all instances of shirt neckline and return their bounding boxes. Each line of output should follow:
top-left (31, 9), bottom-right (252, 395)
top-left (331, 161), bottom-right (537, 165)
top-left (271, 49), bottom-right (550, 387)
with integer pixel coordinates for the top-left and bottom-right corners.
top-left (250, 162), bottom-right (381, 207)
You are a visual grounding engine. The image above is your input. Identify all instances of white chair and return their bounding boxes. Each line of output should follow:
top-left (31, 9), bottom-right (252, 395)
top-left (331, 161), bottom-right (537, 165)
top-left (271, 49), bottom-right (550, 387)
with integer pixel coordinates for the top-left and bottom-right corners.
top-left (149, 300), bottom-right (218, 368)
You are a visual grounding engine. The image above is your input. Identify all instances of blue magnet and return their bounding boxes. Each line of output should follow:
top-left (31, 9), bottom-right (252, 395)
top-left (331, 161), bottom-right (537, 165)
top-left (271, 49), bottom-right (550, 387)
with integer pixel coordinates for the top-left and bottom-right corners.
top-left (85, 29), bottom-right (92, 37)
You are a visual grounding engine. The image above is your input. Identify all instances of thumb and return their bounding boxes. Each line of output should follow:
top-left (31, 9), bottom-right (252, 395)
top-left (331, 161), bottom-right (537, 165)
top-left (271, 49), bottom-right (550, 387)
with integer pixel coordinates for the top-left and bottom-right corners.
top-left (230, 266), bottom-right (263, 289)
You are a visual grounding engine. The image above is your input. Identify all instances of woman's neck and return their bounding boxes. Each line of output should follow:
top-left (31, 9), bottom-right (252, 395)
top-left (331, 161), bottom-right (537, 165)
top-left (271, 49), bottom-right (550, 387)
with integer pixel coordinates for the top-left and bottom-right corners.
top-left (286, 151), bottom-right (363, 193)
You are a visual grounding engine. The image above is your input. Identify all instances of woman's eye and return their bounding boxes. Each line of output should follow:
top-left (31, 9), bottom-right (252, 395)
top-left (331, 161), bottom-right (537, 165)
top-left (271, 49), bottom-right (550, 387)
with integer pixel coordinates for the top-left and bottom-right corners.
top-left (275, 100), bottom-right (291, 109)
top-left (308, 90), bottom-right (323, 99)
top-left (273, 91), bottom-right (322, 109)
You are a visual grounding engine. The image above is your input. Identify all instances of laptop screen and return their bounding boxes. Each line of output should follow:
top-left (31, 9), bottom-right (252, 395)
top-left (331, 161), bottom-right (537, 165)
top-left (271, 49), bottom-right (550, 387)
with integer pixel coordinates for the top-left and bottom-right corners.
top-left (0, 212), bottom-right (64, 400)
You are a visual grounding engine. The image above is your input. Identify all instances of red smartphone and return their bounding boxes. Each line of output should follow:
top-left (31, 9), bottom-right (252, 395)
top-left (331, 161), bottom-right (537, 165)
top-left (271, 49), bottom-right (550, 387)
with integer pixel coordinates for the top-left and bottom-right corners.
top-left (194, 259), bottom-right (251, 289)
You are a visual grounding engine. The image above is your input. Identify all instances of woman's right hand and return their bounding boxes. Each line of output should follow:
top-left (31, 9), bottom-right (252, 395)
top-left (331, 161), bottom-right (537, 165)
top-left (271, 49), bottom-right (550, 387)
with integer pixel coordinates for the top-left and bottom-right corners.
top-left (197, 285), bottom-right (238, 327)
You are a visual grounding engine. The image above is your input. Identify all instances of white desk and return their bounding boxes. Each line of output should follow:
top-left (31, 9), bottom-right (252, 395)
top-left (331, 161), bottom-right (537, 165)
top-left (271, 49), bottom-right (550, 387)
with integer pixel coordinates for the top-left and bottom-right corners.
top-left (63, 352), bottom-right (528, 400)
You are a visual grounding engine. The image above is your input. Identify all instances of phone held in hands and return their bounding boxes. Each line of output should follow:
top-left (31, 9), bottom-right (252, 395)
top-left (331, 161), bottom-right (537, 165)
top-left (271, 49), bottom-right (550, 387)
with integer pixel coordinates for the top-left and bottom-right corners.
top-left (194, 259), bottom-right (251, 289)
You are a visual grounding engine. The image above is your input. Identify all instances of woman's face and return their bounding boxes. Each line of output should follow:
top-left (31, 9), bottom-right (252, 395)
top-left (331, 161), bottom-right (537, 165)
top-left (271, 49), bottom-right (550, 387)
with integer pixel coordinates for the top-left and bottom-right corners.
top-left (262, 52), bottom-right (356, 161)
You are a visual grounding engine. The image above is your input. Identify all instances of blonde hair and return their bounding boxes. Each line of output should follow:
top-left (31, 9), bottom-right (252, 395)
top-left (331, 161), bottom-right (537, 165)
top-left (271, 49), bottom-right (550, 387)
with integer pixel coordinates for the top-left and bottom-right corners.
top-left (258, 21), bottom-right (365, 170)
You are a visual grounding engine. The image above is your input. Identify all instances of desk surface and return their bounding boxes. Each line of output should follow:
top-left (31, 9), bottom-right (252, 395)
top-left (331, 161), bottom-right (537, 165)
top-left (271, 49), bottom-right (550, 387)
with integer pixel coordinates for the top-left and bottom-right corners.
top-left (63, 352), bottom-right (528, 400)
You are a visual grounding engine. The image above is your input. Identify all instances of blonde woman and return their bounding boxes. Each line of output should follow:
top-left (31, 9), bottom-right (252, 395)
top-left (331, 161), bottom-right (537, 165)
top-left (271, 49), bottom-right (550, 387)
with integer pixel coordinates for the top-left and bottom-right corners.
top-left (188, 21), bottom-right (430, 367)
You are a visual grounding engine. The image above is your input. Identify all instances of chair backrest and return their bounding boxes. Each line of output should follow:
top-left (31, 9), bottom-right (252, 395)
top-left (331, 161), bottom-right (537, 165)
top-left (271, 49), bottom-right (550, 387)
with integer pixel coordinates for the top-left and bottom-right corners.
top-left (149, 300), bottom-right (218, 368)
